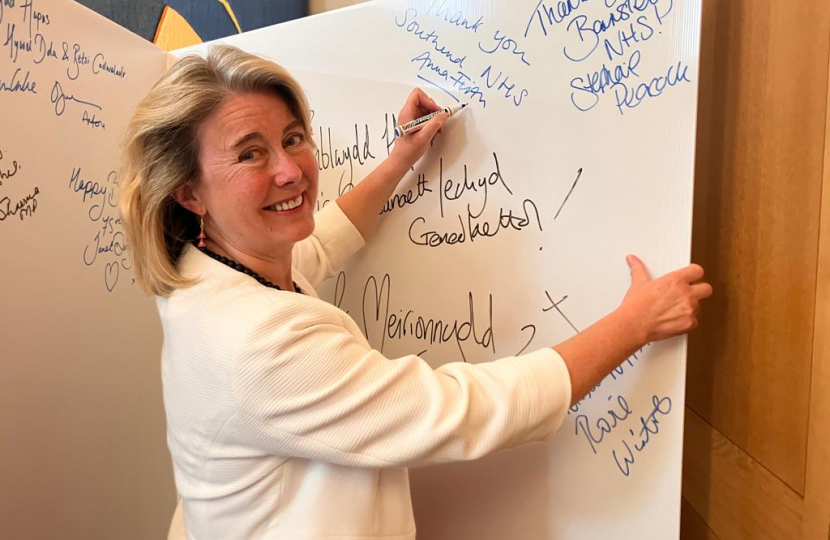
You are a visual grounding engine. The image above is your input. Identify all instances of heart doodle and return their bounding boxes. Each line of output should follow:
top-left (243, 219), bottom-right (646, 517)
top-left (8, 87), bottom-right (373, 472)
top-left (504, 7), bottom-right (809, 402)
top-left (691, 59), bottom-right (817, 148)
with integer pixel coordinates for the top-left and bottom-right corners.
top-left (105, 261), bottom-right (119, 292)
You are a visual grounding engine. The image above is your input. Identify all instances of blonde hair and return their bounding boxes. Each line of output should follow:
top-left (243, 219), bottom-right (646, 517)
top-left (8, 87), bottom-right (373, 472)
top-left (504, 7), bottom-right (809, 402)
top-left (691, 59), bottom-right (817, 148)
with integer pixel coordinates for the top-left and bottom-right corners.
top-left (119, 44), bottom-right (313, 296)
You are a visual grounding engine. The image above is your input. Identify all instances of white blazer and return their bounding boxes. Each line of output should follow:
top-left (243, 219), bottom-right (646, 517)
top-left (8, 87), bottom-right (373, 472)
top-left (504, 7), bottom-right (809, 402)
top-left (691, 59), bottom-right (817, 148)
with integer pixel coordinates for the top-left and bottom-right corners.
top-left (159, 203), bottom-right (572, 539)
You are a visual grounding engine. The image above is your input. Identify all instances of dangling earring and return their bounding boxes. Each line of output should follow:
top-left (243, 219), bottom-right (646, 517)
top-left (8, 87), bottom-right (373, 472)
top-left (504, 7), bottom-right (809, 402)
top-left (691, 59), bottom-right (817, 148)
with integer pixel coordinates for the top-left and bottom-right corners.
top-left (197, 212), bottom-right (207, 248)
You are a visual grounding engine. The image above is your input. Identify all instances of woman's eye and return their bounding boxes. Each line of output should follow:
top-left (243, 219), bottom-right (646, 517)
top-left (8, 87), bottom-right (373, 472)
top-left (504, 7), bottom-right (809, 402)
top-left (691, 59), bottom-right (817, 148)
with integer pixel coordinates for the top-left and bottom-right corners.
top-left (284, 133), bottom-right (305, 148)
top-left (239, 149), bottom-right (260, 162)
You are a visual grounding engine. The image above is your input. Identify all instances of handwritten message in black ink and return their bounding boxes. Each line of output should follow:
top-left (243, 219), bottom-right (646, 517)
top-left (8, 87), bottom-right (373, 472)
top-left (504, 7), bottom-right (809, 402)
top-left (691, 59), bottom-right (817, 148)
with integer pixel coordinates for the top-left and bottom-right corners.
top-left (0, 184), bottom-right (38, 222)
top-left (1, 0), bottom-right (130, 131)
top-left (0, 148), bottom-right (20, 186)
top-left (361, 273), bottom-right (495, 362)
top-left (67, 166), bottom-right (131, 292)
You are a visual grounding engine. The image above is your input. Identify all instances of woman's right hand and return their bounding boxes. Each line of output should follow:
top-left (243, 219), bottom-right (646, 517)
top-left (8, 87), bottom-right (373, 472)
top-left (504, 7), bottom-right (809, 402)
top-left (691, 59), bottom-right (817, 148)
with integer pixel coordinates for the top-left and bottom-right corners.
top-left (389, 88), bottom-right (447, 170)
top-left (617, 254), bottom-right (713, 343)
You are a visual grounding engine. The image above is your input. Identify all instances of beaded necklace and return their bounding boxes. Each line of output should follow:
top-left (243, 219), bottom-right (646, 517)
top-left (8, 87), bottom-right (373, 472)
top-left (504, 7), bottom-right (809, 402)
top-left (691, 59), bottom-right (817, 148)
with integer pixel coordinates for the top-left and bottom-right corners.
top-left (197, 245), bottom-right (303, 294)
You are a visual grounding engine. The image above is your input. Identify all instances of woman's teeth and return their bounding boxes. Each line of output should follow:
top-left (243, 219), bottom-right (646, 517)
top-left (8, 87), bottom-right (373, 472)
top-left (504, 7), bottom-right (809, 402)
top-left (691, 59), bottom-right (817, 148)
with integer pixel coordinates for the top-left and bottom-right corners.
top-left (265, 194), bottom-right (303, 212)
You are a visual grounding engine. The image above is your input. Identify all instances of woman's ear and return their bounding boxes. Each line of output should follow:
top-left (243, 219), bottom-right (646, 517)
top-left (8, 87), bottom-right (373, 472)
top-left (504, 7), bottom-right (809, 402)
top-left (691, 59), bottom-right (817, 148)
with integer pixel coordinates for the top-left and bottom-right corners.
top-left (171, 182), bottom-right (205, 216)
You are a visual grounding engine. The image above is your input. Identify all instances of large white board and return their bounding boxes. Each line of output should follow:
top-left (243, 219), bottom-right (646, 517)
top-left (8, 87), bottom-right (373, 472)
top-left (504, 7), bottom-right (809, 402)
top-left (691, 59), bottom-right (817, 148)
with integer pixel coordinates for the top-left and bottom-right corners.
top-left (1, 0), bottom-right (700, 537)
top-left (178, 1), bottom-right (702, 538)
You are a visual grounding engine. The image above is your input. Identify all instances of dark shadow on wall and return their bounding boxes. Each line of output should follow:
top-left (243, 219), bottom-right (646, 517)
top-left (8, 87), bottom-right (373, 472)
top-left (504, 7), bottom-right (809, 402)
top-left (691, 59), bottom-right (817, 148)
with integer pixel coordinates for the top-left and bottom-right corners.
top-left (75, 0), bottom-right (306, 43)
top-left (75, 0), bottom-right (166, 41)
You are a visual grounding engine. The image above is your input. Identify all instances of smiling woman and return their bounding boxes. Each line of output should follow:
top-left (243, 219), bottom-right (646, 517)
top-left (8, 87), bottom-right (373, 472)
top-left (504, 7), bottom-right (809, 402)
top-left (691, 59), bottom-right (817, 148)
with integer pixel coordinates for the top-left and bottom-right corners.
top-left (118, 44), bottom-right (709, 540)
top-left (171, 91), bottom-right (320, 290)
top-left (119, 45), bottom-right (318, 296)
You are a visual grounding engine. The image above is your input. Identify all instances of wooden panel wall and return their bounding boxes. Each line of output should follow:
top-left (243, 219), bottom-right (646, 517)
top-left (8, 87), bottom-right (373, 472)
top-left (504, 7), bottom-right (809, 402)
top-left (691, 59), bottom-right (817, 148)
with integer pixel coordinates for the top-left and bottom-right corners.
top-left (683, 0), bottom-right (830, 538)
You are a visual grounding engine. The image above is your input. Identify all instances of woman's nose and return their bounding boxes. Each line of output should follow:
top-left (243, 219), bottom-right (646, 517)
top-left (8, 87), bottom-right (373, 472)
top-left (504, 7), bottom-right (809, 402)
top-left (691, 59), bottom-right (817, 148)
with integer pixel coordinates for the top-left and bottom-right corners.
top-left (271, 152), bottom-right (302, 186)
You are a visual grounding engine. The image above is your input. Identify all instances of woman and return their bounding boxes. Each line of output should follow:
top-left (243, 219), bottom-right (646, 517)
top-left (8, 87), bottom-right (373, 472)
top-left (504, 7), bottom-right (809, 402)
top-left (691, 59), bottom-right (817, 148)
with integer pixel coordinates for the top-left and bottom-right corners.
top-left (120, 45), bottom-right (711, 540)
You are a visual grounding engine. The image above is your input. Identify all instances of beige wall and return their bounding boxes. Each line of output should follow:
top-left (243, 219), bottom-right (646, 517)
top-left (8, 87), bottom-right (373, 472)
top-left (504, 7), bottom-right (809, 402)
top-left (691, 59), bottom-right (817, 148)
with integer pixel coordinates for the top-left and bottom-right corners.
top-left (309, 0), bottom-right (371, 16)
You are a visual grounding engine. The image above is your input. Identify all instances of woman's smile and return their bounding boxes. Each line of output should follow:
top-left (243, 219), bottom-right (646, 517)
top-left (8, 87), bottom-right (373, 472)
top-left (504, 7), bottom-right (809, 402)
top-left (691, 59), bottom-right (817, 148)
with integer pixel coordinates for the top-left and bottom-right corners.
top-left (263, 192), bottom-right (305, 213)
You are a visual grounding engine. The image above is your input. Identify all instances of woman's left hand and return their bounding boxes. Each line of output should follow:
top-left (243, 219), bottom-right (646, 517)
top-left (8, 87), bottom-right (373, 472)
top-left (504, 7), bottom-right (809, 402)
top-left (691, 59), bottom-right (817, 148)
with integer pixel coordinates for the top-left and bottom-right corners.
top-left (389, 88), bottom-right (448, 169)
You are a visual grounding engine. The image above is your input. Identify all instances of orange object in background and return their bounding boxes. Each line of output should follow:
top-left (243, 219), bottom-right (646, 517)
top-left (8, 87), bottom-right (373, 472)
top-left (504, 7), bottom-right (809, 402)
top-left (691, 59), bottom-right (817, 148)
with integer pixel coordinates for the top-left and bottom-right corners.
top-left (154, 5), bottom-right (203, 51)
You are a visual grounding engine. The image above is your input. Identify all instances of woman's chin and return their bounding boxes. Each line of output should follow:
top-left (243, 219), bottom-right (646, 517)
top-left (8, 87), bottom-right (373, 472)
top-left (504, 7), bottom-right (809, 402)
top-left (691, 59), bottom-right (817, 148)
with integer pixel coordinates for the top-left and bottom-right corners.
top-left (264, 217), bottom-right (315, 246)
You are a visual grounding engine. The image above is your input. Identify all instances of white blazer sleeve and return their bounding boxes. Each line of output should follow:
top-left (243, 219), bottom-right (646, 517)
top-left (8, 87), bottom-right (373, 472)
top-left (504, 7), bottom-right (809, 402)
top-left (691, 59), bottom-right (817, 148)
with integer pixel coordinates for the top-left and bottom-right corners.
top-left (231, 300), bottom-right (572, 468)
top-left (292, 201), bottom-right (365, 288)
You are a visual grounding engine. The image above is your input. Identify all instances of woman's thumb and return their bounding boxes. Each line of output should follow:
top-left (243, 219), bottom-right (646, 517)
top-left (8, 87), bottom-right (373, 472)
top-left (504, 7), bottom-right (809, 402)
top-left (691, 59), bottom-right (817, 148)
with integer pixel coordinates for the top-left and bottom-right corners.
top-left (626, 254), bottom-right (651, 285)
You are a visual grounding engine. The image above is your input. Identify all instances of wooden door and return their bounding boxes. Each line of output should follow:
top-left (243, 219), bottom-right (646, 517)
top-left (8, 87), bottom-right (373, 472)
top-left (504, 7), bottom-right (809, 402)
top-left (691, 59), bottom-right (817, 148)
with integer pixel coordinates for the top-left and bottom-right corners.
top-left (682, 1), bottom-right (830, 539)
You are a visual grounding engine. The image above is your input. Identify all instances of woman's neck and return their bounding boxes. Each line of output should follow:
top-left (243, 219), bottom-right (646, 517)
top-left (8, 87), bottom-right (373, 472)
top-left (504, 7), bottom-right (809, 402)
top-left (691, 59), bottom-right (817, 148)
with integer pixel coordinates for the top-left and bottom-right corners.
top-left (204, 238), bottom-right (295, 291)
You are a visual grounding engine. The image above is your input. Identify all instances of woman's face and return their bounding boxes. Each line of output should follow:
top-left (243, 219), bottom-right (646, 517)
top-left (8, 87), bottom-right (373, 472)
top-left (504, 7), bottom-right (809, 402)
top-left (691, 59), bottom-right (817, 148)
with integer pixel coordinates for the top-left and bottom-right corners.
top-left (192, 91), bottom-right (317, 258)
